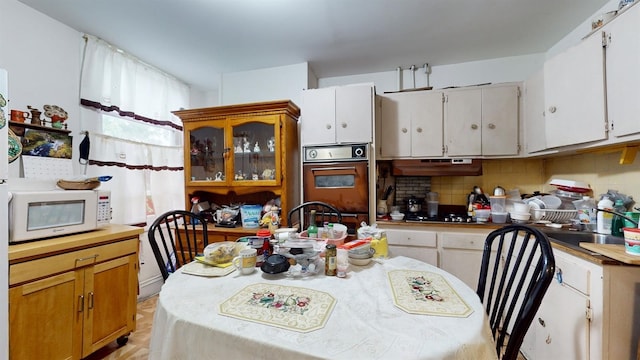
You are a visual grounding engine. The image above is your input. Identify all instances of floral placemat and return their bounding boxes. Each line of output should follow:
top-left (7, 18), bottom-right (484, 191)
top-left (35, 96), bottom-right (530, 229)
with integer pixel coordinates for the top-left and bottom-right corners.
top-left (388, 270), bottom-right (473, 317)
top-left (219, 283), bottom-right (336, 332)
top-left (180, 261), bottom-right (236, 277)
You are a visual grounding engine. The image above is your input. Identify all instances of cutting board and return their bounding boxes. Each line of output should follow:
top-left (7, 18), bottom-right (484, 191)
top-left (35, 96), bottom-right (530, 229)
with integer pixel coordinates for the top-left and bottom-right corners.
top-left (579, 243), bottom-right (640, 265)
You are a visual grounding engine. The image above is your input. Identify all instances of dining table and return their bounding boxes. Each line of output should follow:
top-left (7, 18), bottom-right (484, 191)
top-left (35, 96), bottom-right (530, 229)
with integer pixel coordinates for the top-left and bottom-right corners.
top-left (148, 255), bottom-right (498, 360)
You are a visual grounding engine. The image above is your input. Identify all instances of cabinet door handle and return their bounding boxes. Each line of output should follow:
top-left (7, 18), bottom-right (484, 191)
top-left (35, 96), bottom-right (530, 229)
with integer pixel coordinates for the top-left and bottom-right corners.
top-left (401, 127), bottom-right (408, 133)
top-left (545, 335), bottom-right (552, 344)
top-left (555, 268), bottom-right (563, 284)
top-left (341, 122), bottom-right (347, 128)
top-left (416, 127), bottom-right (423, 133)
top-left (88, 292), bottom-right (94, 310)
top-left (78, 295), bottom-right (84, 313)
top-left (487, 123), bottom-right (495, 129)
top-left (75, 254), bottom-right (99, 267)
top-left (471, 124), bottom-right (478, 130)
top-left (538, 317), bottom-right (545, 327)
top-left (326, 124), bottom-right (332, 130)
top-left (548, 106), bottom-right (557, 114)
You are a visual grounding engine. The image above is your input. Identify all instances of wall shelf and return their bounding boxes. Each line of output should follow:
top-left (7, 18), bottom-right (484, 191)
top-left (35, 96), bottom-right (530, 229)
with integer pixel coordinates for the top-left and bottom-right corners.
top-left (8, 120), bottom-right (71, 136)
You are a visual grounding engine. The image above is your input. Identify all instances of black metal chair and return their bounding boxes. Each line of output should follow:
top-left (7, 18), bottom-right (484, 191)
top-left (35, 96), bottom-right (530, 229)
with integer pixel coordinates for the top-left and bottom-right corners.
top-left (287, 201), bottom-right (342, 232)
top-left (476, 224), bottom-right (555, 360)
top-left (148, 210), bottom-right (209, 281)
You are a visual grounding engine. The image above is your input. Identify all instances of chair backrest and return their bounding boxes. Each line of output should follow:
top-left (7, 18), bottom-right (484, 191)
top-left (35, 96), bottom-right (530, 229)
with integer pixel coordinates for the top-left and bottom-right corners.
top-left (148, 210), bottom-right (209, 281)
top-left (287, 201), bottom-right (343, 232)
top-left (476, 224), bottom-right (555, 360)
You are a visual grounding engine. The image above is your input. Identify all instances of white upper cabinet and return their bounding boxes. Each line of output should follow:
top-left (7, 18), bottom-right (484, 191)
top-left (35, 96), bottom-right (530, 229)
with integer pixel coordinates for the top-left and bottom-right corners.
top-left (604, 3), bottom-right (640, 138)
top-left (300, 84), bottom-right (374, 146)
top-left (378, 90), bottom-right (444, 158)
top-left (444, 84), bottom-right (520, 157)
top-left (543, 33), bottom-right (607, 148)
top-left (523, 69), bottom-right (547, 153)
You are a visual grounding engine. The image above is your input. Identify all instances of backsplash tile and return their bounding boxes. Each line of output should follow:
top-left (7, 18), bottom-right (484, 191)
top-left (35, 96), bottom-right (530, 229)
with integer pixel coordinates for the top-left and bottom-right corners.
top-left (382, 152), bottom-right (639, 209)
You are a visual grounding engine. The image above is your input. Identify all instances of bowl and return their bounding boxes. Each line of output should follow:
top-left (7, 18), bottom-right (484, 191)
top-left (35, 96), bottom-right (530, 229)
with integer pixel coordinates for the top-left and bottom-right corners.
top-left (510, 212), bottom-right (531, 223)
top-left (623, 228), bottom-right (640, 256)
top-left (475, 209), bottom-right (491, 222)
top-left (348, 256), bottom-right (372, 266)
top-left (512, 202), bottom-right (530, 213)
top-left (203, 241), bottom-right (245, 265)
top-left (348, 248), bottom-right (375, 259)
top-left (390, 212), bottom-right (405, 221)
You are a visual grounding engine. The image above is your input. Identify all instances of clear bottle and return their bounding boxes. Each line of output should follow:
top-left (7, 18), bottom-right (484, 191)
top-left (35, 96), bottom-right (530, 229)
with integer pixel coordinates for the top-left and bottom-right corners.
top-left (307, 210), bottom-right (318, 239)
top-left (327, 223), bottom-right (335, 239)
top-left (321, 221), bottom-right (329, 239)
top-left (597, 196), bottom-right (614, 235)
top-left (611, 199), bottom-right (627, 236)
top-left (576, 196), bottom-right (596, 224)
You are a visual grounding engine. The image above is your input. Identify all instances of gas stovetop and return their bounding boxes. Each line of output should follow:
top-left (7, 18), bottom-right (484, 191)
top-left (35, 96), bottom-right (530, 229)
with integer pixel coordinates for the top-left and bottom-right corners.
top-left (405, 212), bottom-right (473, 223)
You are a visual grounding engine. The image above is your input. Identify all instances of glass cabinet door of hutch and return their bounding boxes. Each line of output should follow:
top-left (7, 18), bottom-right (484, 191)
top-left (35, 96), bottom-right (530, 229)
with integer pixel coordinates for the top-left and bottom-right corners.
top-left (187, 125), bottom-right (226, 182)
top-left (230, 120), bottom-right (278, 183)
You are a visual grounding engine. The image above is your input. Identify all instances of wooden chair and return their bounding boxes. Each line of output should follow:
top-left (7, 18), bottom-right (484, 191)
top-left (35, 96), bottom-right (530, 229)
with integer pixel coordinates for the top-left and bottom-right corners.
top-left (148, 210), bottom-right (209, 281)
top-left (476, 224), bottom-right (556, 360)
top-left (287, 201), bottom-right (342, 232)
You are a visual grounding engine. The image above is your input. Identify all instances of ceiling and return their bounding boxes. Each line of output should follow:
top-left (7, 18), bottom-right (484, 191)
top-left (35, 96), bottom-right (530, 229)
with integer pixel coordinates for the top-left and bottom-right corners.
top-left (19, 0), bottom-right (610, 92)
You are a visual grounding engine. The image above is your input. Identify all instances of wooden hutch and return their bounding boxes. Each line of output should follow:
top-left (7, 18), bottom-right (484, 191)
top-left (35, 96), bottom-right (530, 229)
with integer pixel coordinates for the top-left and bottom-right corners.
top-left (173, 100), bottom-right (300, 242)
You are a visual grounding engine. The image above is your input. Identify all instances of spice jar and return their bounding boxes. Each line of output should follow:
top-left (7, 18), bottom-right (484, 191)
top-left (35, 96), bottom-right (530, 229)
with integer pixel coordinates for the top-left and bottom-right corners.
top-left (325, 244), bottom-right (337, 276)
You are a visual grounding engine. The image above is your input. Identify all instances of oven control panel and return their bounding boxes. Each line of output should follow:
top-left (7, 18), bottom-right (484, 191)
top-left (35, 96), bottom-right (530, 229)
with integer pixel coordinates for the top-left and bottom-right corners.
top-left (304, 144), bottom-right (368, 162)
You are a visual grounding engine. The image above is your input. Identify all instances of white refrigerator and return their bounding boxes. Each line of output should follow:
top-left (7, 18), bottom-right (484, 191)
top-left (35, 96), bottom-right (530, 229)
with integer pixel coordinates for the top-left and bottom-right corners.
top-left (1, 68), bottom-right (9, 360)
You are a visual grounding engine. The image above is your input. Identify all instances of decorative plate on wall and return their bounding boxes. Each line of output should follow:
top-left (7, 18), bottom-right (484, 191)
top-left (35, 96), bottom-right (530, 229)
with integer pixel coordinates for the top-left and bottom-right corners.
top-left (8, 128), bottom-right (22, 163)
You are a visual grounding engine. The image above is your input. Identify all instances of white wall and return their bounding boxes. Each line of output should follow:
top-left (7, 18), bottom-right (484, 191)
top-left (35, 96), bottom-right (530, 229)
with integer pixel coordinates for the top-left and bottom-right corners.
top-left (220, 62), bottom-right (311, 106)
top-left (319, 53), bottom-right (545, 93)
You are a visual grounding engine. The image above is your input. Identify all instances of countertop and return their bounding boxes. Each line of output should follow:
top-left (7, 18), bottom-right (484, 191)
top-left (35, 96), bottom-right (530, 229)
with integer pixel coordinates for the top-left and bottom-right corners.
top-left (375, 219), bottom-right (625, 266)
top-left (8, 224), bottom-right (144, 264)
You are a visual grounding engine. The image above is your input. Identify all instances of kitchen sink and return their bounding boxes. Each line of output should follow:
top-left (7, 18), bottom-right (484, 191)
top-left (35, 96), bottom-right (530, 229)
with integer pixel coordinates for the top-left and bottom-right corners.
top-left (540, 228), bottom-right (625, 249)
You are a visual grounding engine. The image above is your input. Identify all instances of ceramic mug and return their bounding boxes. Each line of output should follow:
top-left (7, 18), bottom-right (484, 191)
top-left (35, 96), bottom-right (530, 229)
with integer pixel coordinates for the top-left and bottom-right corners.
top-left (232, 248), bottom-right (257, 275)
top-left (10, 110), bottom-right (28, 123)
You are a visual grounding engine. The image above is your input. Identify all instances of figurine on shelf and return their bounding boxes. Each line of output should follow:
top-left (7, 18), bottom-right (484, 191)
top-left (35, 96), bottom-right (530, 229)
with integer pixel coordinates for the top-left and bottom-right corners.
top-left (242, 137), bottom-right (251, 153)
top-left (214, 171), bottom-right (223, 181)
top-left (27, 106), bottom-right (43, 125)
top-left (253, 141), bottom-right (261, 152)
top-left (262, 168), bottom-right (274, 180)
top-left (234, 138), bottom-right (243, 153)
top-left (267, 137), bottom-right (275, 152)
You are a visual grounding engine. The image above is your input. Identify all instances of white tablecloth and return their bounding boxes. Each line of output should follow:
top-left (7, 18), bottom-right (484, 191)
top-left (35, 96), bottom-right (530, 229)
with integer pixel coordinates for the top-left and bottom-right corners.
top-left (149, 256), bottom-right (497, 360)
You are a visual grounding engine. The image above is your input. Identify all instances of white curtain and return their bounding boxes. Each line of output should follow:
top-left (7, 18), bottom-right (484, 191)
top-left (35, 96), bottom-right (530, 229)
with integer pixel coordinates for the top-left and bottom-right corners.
top-left (79, 35), bottom-right (188, 225)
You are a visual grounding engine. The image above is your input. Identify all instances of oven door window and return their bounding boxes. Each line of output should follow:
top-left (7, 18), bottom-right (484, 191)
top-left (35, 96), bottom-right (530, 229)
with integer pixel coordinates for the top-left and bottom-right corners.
top-left (314, 174), bottom-right (355, 188)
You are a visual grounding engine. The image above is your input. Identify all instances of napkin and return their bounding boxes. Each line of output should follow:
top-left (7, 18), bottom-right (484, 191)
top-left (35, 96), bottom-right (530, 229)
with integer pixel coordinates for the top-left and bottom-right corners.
top-left (195, 256), bottom-right (233, 268)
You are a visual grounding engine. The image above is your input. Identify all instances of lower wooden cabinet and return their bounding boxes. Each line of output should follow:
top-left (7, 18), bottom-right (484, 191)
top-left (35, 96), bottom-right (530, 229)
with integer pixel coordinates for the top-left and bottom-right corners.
top-left (9, 225), bottom-right (141, 360)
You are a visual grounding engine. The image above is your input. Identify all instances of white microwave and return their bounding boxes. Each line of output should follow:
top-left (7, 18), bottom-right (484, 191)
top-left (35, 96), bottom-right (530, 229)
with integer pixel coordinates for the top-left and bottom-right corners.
top-left (9, 189), bottom-right (111, 243)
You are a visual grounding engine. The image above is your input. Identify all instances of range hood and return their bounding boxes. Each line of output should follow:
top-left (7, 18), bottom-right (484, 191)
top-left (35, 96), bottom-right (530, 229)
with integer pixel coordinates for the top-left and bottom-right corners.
top-left (391, 159), bottom-right (483, 176)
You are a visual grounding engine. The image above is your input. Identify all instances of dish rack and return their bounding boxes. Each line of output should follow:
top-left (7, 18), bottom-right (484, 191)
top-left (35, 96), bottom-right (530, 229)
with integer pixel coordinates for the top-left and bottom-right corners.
top-left (531, 209), bottom-right (578, 223)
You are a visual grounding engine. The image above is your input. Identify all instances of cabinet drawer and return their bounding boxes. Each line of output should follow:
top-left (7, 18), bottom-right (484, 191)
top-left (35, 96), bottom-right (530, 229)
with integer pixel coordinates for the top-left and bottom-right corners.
top-left (10, 238), bottom-right (138, 286)
top-left (553, 253), bottom-right (590, 295)
top-left (386, 229), bottom-right (437, 247)
top-left (440, 232), bottom-right (487, 250)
